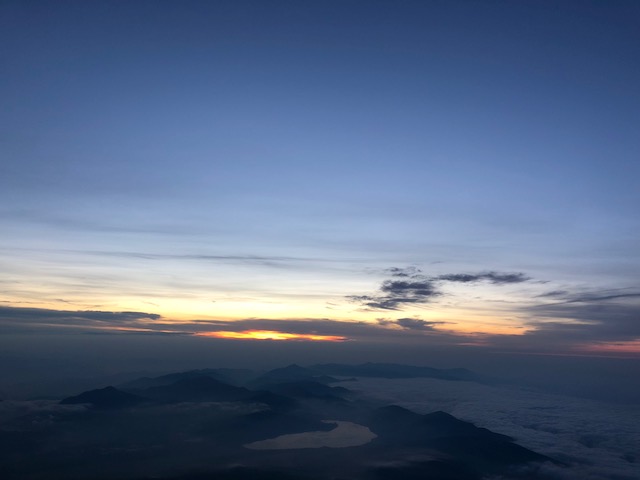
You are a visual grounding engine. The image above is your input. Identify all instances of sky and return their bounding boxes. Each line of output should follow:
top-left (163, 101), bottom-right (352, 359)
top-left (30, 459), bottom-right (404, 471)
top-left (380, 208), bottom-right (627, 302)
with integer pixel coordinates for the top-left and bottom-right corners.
top-left (1, 0), bottom-right (640, 362)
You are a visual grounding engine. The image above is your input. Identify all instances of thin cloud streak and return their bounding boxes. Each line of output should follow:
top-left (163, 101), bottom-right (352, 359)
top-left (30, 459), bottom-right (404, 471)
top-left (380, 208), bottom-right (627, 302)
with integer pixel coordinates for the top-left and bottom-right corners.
top-left (436, 272), bottom-right (531, 284)
top-left (0, 306), bottom-right (469, 344)
top-left (2, 277), bottom-right (639, 356)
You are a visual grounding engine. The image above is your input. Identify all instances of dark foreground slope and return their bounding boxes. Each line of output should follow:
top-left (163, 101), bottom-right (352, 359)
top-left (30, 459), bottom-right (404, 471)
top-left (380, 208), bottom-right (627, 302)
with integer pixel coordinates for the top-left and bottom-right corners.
top-left (1, 365), bottom-right (560, 480)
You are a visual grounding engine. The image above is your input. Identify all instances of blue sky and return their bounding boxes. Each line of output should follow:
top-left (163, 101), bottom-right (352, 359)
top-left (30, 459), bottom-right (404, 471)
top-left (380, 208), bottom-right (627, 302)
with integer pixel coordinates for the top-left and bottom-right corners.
top-left (1, 1), bottom-right (639, 355)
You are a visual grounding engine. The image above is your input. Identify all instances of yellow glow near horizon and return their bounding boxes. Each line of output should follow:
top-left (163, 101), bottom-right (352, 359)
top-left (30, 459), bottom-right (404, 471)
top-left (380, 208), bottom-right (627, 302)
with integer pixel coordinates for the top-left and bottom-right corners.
top-left (0, 295), bottom-right (535, 339)
top-left (195, 330), bottom-right (347, 342)
top-left (444, 322), bottom-right (528, 336)
top-left (106, 297), bottom-right (375, 322)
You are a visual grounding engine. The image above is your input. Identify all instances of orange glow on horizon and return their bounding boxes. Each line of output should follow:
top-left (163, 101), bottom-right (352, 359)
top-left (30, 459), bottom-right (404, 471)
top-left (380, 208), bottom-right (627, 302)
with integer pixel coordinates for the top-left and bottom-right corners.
top-left (195, 330), bottom-right (346, 342)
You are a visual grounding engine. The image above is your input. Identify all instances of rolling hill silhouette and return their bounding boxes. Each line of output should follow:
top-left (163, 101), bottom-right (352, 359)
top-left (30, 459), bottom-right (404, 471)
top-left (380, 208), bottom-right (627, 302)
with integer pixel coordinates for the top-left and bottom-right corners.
top-left (60, 386), bottom-right (145, 409)
top-left (18, 364), bottom-right (558, 480)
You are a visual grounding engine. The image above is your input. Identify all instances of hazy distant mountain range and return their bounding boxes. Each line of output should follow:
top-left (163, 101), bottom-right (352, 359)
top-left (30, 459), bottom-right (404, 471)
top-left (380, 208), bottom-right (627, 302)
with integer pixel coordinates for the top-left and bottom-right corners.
top-left (0, 363), bottom-right (560, 479)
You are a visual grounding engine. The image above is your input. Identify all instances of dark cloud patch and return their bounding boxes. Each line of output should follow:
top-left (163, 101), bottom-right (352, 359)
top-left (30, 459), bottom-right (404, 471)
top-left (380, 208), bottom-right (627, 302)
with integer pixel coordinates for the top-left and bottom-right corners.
top-left (381, 280), bottom-right (436, 296)
top-left (437, 271), bottom-right (530, 284)
top-left (385, 266), bottom-right (422, 278)
top-left (375, 317), bottom-right (446, 331)
top-left (352, 268), bottom-right (438, 309)
top-left (348, 278), bottom-right (440, 310)
top-left (348, 295), bottom-right (413, 311)
top-left (395, 318), bottom-right (444, 331)
top-left (380, 279), bottom-right (440, 306)
top-left (350, 267), bottom-right (531, 311)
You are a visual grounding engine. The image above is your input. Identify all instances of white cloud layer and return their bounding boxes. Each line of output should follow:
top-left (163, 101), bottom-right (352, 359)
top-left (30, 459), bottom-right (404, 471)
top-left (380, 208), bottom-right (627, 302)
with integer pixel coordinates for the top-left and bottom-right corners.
top-left (345, 377), bottom-right (640, 480)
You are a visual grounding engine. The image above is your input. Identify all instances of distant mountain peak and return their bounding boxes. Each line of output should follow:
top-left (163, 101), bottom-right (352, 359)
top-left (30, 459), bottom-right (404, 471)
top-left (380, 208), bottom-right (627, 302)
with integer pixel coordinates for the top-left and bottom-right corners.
top-left (140, 375), bottom-right (250, 402)
top-left (268, 364), bottom-right (312, 375)
top-left (248, 364), bottom-right (340, 390)
top-left (60, 386), bottom-right (144, 409)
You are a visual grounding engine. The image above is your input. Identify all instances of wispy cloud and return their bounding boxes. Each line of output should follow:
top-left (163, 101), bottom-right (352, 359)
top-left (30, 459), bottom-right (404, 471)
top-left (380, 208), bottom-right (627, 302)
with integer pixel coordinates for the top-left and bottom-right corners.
top-left (0, 306), bottom-right (160, 324)
top-left (0, 209), bottom-right (205, 236)
top-left (535, 290), bottom-right (570, 298)
top-left (481, 288), bottom-right (640, 355)
top-left (0, 306), bottom-right (465, 344)
top-left (525, 296), bottom-right (640, 342)
top-left (0, 306), bottom-right (165, 334)
top-left (0, 246), bottom-right (320, 269)
top-left (436, 271), bottom-right (530, 285)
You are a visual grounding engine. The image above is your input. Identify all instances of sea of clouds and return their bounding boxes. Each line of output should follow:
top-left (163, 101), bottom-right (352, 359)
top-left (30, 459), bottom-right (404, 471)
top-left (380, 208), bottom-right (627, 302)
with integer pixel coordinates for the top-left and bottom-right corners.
top-left (344, 377), bottom-right (640, 480)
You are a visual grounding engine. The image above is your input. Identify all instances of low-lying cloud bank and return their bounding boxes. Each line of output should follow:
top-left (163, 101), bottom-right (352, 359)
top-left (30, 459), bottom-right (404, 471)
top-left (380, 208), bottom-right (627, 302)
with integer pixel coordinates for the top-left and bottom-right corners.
top-left (0, 305), bottom-right (467, 345)
top-left (348, 377), bottom-right (640, 480)
top-left (1, 262), bottom-right (639, 357)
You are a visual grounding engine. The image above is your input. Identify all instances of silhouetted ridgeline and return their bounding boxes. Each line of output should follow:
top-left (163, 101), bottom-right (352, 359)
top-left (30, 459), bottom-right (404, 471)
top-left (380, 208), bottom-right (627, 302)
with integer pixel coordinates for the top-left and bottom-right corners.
top-left (0, 363), bottom-right (562, 479)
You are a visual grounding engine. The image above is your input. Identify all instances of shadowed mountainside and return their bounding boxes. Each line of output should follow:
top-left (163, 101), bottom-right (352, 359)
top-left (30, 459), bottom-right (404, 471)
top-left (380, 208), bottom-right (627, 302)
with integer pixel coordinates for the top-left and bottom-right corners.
top-left (0, 364), bottom-right (560, 480)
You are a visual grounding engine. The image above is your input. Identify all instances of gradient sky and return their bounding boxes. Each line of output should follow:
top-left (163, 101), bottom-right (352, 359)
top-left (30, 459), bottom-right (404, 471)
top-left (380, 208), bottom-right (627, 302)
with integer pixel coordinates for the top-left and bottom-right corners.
top-left (1, 1), bottom-right (639, 357)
